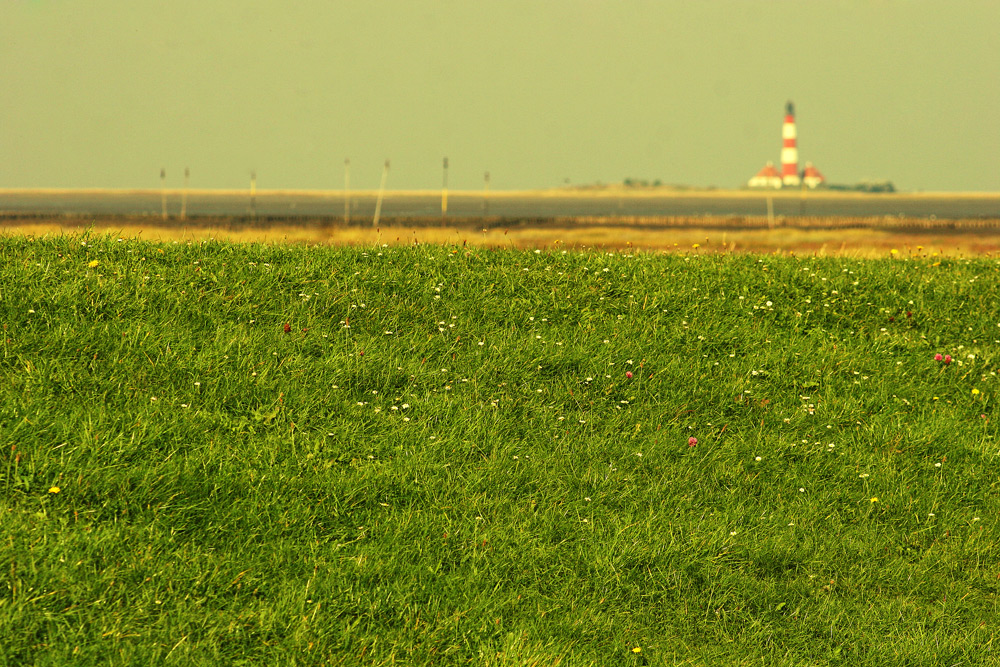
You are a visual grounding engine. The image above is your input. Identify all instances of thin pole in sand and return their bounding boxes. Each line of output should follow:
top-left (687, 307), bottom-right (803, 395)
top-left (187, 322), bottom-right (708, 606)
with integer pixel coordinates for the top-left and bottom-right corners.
top-left (441, 157), bottom-right (449, 223)
top-left (344, 158), bottom-right (351, 224)
top-left (181, 167), bottom-right (189, 221)
top-left (373, 159), bottom-right (389, 227)
top-left (483, 171), bottom-right (491, 217)
top-left (250, 170), bottom-right (257, 221)
top-left (160, 168), bottom-right (167, 220)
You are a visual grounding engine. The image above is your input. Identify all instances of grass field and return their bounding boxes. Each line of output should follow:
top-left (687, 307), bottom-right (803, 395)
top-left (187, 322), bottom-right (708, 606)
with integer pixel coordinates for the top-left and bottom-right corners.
top-left (2, 233), bottom-right (1000, 665)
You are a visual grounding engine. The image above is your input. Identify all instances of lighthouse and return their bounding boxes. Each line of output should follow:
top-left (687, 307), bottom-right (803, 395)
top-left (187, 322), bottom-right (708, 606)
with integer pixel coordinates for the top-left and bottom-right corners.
top-left (781, 101), bottom-right (801, 187)
top-left (747, 101), bottom-right (828, 189)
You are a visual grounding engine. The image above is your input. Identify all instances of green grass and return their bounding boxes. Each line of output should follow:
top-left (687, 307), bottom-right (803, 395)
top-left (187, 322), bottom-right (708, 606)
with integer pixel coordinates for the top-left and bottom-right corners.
top-left (2, 234), bottom-right (1000, 665)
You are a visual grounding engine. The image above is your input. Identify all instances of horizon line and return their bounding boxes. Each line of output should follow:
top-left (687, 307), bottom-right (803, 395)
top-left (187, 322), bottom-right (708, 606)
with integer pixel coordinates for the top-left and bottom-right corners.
top-left (2, 187), bottom-right (998, 198)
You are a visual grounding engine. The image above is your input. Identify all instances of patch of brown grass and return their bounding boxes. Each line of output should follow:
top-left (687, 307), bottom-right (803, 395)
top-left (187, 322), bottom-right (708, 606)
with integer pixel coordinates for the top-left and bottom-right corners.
top-left (3, 216), bottom-right (1000, 258)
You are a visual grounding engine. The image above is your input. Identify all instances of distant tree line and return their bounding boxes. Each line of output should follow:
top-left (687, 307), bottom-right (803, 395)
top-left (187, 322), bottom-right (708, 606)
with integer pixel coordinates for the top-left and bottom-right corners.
top-left (827, 180), bottom-right (896, 193)
top-left (623, 178), bottom-right (664, 187)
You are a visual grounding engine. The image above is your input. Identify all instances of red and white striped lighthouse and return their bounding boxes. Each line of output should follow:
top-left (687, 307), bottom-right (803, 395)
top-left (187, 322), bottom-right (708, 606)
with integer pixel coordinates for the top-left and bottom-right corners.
top-left (781, 101), bottom-right (801, 187)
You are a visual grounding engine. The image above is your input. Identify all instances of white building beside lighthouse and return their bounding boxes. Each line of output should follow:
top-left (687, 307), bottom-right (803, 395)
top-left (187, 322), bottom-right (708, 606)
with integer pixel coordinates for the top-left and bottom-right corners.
top-left (802, 162), bottom-right (826, 189)
top-left (747, 162), bottom-right (783, 189)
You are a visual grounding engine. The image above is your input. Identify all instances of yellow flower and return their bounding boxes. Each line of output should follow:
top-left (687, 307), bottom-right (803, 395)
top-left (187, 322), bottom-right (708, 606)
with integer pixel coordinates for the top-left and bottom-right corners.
top-left (632, 647), bottom-right (642, 654)
top-left (48, 486), bottom-right (60, 494)
top-left (87, 260), bottom-right (99, 268)
top-left (870, 497), bottom-right (878, 503)
top-left (890, 249), bottom-right (899, 255)
top-left (972, 388), bottom-right (981, 395)
top-left (692, 244), bottom-right (700, 249)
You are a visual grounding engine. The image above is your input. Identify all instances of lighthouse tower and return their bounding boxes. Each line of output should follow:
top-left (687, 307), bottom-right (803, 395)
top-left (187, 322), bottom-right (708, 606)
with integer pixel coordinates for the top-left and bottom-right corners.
top-left (781, 101), bottom-right (801, 187)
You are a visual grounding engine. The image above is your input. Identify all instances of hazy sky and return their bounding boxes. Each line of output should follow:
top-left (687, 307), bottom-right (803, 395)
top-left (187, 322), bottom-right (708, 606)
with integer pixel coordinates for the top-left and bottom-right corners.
top-left (3, 0), bottom-right (998, 191)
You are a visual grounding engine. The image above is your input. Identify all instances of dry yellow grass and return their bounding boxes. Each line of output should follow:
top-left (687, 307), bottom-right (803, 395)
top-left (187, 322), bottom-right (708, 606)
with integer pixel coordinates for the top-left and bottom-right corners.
top-left (4, 216), bottom-right (1000, 258)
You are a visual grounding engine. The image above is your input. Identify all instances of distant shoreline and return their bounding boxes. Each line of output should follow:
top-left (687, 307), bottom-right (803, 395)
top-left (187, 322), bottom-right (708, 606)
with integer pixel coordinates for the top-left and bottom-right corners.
top-left (1, 187), bottom-right (998, 199)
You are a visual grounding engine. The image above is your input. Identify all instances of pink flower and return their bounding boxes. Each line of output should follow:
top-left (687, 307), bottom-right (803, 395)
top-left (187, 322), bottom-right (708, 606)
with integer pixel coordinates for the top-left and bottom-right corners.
top-left (626, 371), bottom-right (633, 379)
top-left (944, 355), bottom-right (952, 364)
top-left (934, 353), bottom-right (943, 361)
top-left (688, 437), bottom-right (698, 447)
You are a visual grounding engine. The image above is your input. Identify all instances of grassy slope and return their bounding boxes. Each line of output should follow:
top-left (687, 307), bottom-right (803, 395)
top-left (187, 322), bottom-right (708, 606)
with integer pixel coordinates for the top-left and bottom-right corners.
top-left (1, 235), bottom-right (999, 666)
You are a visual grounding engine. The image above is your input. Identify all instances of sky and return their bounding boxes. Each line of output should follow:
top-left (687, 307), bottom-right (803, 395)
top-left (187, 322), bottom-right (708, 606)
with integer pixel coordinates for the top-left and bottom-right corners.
top-left (2, 0), bottom-right (998, 192)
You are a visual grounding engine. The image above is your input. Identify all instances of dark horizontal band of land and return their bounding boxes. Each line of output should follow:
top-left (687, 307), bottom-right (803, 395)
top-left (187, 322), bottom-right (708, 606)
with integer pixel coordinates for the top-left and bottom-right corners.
top-left (1, 188), bottom-right (998, 220)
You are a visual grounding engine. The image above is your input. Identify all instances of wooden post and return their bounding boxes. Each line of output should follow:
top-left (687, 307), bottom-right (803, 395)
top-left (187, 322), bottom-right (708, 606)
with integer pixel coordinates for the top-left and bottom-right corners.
top-left (180, 167), bottom-right (189, 221)
top-left (483, 171), bottom-right (490, 217)
top-left (250, 170), bottom-right (257, 221)
top-left (441, 157), bottom-right (449, 224)
top-left (160, 168), bottom-right (167, 220)
top-left (344, 158), bottom-right (351, 224)
top-left (373, 160), bottom-right (389, 227)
